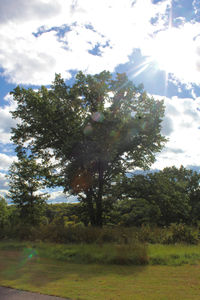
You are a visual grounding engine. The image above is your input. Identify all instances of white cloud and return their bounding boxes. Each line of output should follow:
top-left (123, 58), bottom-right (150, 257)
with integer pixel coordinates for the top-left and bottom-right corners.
top-left (141, 22), bottom-right (200, 85)
top-left (0, 0), bottom-right (172, 85)
top-left (152, 95), bottom-right (200, 169)
top-left (0, 153), bottom-right (17, 171)
top-left (1, 0), bottom-right (199, 86)
top-left (0, 94), bottom-right (17, 144)
top-left (0, 190), bottom-right (9, 199)
top-left (48, 190), bottom-right (77, 203)
top-left (0, 0), bottom-right (62, 25)
top-left (0, 94), bottom-right (17, 191)
top-left (0, 172), bottom-right (9, 189)
top-left (0, 171), bottom-right (11, 199)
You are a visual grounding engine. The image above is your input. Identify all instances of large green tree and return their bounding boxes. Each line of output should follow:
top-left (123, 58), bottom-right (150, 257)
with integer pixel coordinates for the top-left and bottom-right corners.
top-left (108, 174), bottom-right (161, 226)
top-left (115, 166), bottom-right (200, 226)
top-left (11, 71), bottom-right (166, 226)
top-left (148, 166), bottom-right (200, 225)
top-left (7, 155), bottom-right (49, 225)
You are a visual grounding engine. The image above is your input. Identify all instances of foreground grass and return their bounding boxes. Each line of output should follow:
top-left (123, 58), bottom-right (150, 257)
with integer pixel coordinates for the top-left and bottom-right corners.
top-left (0, 241), bottom-right (149, 265)
top-left (149, 244), bottom-right (200, 265)
top-left (1, 241), bottom-right (200, 266)
top-left (0, 248), bottom-right (200, 300)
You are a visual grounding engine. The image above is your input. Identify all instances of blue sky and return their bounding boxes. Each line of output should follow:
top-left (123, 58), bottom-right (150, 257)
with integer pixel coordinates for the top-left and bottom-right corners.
top-left (1, 0), bottom-right (200, 203)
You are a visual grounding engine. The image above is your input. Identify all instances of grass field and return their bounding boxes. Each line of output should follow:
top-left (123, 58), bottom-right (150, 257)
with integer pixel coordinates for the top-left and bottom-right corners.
top-left (0, 242), bottom-right (200, 299)
top-left (1, 241), bottom-right (200, 266)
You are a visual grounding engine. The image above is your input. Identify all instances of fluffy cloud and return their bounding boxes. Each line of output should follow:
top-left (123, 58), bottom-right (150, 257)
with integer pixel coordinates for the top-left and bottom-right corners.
top-left (0, 172), bottom-right (9, 189)
top-left (0, 93), bottom-right (17, 195)
top-left (152, 95), bottom-right (200, 169)
top-left (0, 0), bottom-right (61, 25)
top-left (141, 21), bottom-right (200, 85)
top-left (0, 167), bottom-right (13, 199)
top-left (1, 0), bottom-right (200, 86)
top-left (48, 190), bottom-right (77, 203)
top-left (0, 94), bottom-right (17, 144)
top-left (0, 0), bottom-right (171, 85)
top-left (0, 153), bottom-right (17, 171)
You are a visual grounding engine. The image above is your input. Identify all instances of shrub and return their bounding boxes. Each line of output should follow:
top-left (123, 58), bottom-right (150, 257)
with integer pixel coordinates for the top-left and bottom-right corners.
top-left (164, 223), bottom-right (199, 244)
top-left (137, 224), bottom-right (166, 244)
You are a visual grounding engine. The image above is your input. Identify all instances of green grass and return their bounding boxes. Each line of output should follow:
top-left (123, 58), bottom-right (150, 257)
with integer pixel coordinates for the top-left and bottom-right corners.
top-left (0, 241), bottom-right (148, 265)
top-left (0, 248), bottom-right (200, 299)
top-left (1, 241), bottom-right (200, 266)
top-left (149, 244), bottom-right (200, 265)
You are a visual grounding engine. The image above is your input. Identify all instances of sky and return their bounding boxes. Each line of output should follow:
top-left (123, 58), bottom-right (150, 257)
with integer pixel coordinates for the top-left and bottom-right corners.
top-left (1, 0), bottom-right (200, 203)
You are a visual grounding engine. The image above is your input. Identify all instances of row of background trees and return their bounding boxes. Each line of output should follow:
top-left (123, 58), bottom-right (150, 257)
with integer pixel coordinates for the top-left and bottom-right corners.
top-left (2, 71), bottom-right (200, 229)
top-left (1, 165), bottom-right (200, 230)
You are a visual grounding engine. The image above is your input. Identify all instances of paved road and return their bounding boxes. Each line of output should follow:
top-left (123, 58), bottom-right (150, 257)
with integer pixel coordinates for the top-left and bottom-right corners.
top-left (0, 287), bottom-right (70, 300)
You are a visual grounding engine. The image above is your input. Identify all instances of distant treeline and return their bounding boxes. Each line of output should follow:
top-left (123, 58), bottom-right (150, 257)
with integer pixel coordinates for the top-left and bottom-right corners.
top-left (1, 166), bottom-right (200, 234)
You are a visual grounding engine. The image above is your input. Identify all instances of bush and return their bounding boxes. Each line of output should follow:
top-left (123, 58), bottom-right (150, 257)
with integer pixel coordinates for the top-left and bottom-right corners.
top-left (137, 224), bottom-right (166, 244)
top-left (164, 223), bottom-right (199, 244)
top-left (1, 222), bottom-right (199, 246)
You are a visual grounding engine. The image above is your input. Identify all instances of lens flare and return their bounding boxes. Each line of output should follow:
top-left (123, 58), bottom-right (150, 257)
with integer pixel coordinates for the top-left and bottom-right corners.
top-left (3, 246), bottom-right (39, 279)
top-left (71, 170), bottom-right (93, 192)
top-left (91, 112), bottom-right (104, 122)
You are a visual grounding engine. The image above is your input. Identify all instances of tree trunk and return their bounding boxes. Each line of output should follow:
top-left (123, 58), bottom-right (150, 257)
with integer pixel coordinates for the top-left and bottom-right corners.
top-left (30, 189), bottom-right (35, 225)
top-left (95, 160), bottom-right (104, 227)
top-left (86, 189), bottom-right (96, 226)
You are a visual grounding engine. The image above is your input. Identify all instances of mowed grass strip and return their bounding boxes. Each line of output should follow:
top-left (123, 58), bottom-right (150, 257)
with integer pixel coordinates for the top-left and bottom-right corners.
top-left (0, 246), bottom-right (200, 299)
top-left (0, 241), bottom-right (149, 265)
top-left (149, 244), bottom-right (200, 265)
top-left (1, 241), bottom-right (200, 266)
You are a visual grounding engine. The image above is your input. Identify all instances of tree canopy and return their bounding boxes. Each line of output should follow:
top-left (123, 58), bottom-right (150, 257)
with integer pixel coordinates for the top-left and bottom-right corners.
top-left (0, 196), bottom-right (9, 229)
top-left (7, 154), bottom-right (49, 225)
top-left (113, 166), bottom-right (200, 226)
top-left (10, 71), bottom-right (166, 226)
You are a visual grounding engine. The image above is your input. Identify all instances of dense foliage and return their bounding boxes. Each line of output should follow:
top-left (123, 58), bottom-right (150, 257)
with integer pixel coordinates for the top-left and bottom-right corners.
top-left (109, 166), bottom-right (200, 226)
top-left (1, 166), bottom-right (200, 245)
top-left (0, 197), bottom-right (9, 230)
top-left (7, 155), bottom-right (50, 225)
top-left (5, 71), bottom-right (200, 235)
top-left (10, 71), bottom-right (166, 226)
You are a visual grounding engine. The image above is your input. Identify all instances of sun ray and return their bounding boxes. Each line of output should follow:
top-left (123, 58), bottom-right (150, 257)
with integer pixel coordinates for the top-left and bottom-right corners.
top-left (131, 57), bottom-right (153, 78)
top-left (163, 0), bottom-right (172, 95)
top-left (164, 71), bottom-right (169, 96)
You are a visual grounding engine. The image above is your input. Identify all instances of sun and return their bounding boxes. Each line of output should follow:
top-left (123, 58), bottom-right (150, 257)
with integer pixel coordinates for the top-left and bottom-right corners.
top-left (151, 29), bottom-right (182, 71)
top-left (132, 26), bottom-right (195, 85)
top-left (146, 27), bottom-right (193, 77)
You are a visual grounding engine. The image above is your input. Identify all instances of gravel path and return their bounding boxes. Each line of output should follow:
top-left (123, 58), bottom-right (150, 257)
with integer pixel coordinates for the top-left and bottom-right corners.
top-left (0, 287), bottom-right (70, 300)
